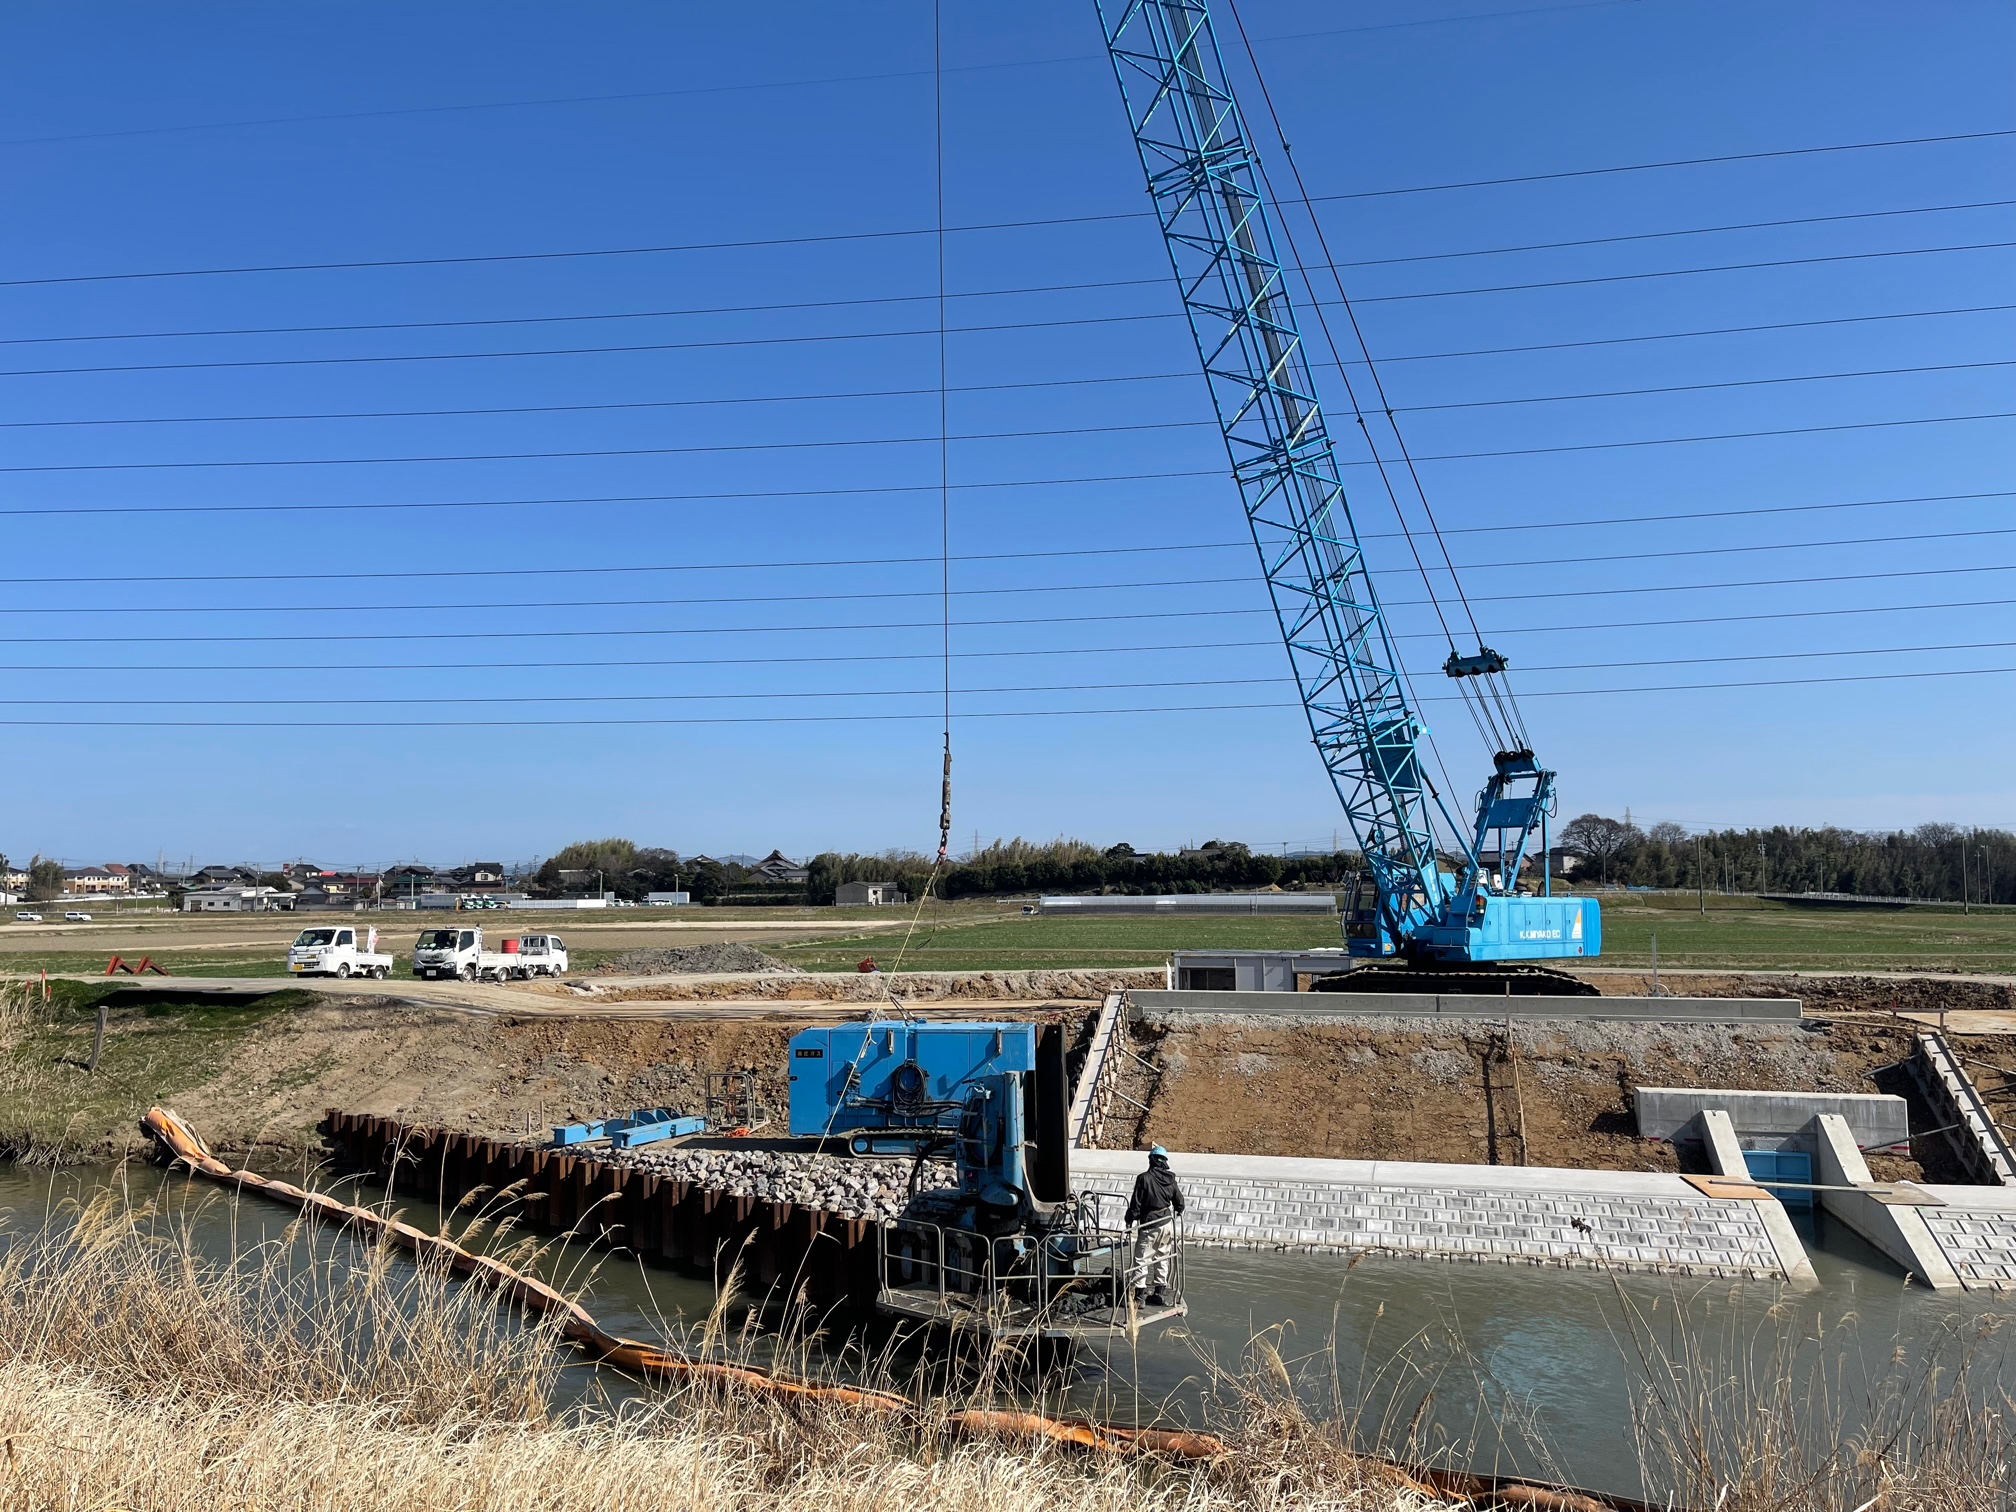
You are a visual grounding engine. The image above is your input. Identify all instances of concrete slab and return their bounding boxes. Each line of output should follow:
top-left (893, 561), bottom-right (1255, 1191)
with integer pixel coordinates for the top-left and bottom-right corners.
top-left (1637, 1087), bottom-right (1910, 1151)
top-left (1128, 988), bottom-right (1801, 1023)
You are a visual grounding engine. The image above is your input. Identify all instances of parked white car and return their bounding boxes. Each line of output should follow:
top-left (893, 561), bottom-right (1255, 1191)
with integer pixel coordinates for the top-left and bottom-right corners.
top-left (63, 911), bottom-right (92, 922)
top-left (286, 925), bottom-right (394, 979)
top-left (14, 911), bottom-right (42, 922)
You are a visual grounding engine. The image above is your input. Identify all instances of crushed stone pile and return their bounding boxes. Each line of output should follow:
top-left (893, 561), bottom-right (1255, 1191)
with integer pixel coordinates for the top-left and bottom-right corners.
top-left (603, 1146), bottom-right (956, 1223)
top-left (595, 943), bottom-right (803, 976)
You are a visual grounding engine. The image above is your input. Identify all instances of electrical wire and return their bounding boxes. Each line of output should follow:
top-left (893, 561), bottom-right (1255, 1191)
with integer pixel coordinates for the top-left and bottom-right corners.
top-left (8, 407), bottom-right (2012, 482)
top-left (7, 238), bottom-right (2009, 382)
top-left (1, 664), bottom-right (2012, 728)
top-left (7, 641), bottom-right (2007, 685)
top-left (0, 561), bottom-right (2008, 645)
top-left (4, 125), bottom-right (2010, 288)
top-left (4, 303), bottom-right (2012, 437)
top-left (10, 640), bottom-right (2015, 706)
top-left (7, 594), bottom-right (2014, 668)
top-left (13, 197), bottom-right (2004, 350)
top-left (4, 486), bottom-right (2009, 576)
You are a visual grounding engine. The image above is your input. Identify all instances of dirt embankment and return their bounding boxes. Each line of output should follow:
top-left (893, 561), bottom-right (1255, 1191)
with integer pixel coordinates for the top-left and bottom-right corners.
top-left (36, 999), bottom-right (1082, 1166)
top-left (1577, 971), bottom-right (2016, 1015)
top-left (554, 968), bottom-right (1159, 1005)
top-left (1110, 1013), bottom-right (1991, 1182)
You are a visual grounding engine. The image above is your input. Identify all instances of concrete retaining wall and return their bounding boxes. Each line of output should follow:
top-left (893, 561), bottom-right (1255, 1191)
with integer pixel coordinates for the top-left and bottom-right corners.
top-left (1127, 989), bottom-right (1801, 1023)
top-left (1070, 1149), bottom-right (1811, 1281)
top-left (1636, 1087), bottom-right (1909, 1151)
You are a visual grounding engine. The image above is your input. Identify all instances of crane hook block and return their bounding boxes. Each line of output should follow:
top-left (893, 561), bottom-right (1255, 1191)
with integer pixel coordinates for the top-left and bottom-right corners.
top-left (1442, 647), bottom-right (1509, 680)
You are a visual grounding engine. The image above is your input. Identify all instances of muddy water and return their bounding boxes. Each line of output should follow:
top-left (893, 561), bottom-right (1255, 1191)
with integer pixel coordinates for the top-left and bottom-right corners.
top-left (3, 1163), bottom-right (2010, 1502)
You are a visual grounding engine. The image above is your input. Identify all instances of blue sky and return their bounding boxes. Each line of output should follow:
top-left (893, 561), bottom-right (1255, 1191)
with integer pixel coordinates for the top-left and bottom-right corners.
top-left (1, 0), bottom-right (2011, 869)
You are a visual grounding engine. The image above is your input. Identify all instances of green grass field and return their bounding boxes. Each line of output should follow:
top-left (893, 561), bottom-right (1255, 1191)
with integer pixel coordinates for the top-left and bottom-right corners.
top-left (4, 893), bottom-right (2009, 981)
top-left (771, 893), bottom-right (2016, 976)
top-left (769, 913), bottom-right (1342, 972)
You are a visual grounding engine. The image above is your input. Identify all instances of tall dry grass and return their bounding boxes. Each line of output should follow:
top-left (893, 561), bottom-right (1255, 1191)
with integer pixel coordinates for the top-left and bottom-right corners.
top-left (0, 1179), bottom-right (1442, 1512)
top-left (1614, 1283), bottom-right (2015, 1512)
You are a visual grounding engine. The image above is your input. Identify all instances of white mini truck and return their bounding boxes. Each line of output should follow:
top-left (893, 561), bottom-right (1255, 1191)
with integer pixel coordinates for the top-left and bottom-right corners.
top-left (412, 927), bottom-right (568, 981)
top-left (287, 925), bottom-right (393, 979)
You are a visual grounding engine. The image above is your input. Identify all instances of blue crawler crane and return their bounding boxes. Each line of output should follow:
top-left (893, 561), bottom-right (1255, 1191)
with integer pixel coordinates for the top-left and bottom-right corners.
top-left (789, 1019), bottom-right (1185, 1344)
top-left (1094, 0), bottom-right (1601, 992)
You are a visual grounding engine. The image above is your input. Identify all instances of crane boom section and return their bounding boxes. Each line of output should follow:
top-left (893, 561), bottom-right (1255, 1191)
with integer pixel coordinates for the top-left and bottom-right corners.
top-left (1096, 0), bottom-right (1448, 942)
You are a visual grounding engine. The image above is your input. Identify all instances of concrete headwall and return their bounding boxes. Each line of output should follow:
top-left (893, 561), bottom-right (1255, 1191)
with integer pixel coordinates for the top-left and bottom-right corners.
top-left (1636, 1087), bottom-right (1910, 1151)
top-left (1071, 1148), bottom-right (1811, 1281)
top-left (1128, 989), bottom-right (1801, 1023)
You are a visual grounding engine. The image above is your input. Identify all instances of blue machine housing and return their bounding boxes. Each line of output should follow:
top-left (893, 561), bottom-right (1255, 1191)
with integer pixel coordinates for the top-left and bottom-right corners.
top-left (789, 1021), bottom-right (1038, 1212)
top-left (1409, 892), bottom-right (1600, 962)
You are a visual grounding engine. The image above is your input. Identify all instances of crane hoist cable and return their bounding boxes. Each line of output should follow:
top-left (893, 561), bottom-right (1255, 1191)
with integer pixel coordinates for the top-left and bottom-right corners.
top-left (1224, 0), bottom-right (1534, 768)
top-left (891, 0), bottom-right (954, 981)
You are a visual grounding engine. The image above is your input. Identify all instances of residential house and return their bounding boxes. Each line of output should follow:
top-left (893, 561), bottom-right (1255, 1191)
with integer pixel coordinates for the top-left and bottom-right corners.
top-left (181, 885), bottom-right (293, 913)
top-left (193, 864), bottom-right (259, 888)
top-left (447, 861), bottom-right (507, 894)
top-left (835, 880), bottom-right (907, 907)
top-left (380, 863), bottom-right (439, 900)
top-left (63, 866), bottom-right (130, 896)
top-left (750, 850), bottom-right (810, 885)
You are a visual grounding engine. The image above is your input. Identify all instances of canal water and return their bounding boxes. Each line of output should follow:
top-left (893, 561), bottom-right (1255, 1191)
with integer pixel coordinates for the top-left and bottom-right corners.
top-left (3, 1161), bottom-right (2010, 1502)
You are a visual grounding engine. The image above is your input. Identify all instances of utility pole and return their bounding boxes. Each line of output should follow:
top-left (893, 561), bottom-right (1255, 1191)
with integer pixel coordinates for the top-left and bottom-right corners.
top-left (1696, 836), bottom-right (1705, 916)
top-left (1983, 846), bottom-right (1993, 908)
top-left (1962, 846), bottom-right (1970, 914)
top-left (1757, 843), bottom-right (1767, 894)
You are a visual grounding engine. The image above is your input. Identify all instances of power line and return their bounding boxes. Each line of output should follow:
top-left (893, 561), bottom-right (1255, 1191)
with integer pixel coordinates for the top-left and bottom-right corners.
top-left (11, 595), bottom-right (2016, 674)
top-left (11, 197), bottom-right (2007, 351)
top-left (8, 639), bottom-right (2014, 705)
top-left (7, 302), bottom-right (2010, 436)
top-left (2, 664), bottom-right (2012, 728)
top-left (0, 560), bottom-right (2009, 644)
top-left (0, 4), bottom-right (1654, 153)
top-left (3, 406), bottom-right (2010, 482)
top-left (5, 126), bottom-right (2010, 289)
top-left (8, 238), bottom-right (2011, 383)
top-left (4, 525), bottom-right (2011, 617)
top-left (12, 486), bottom-right (2002, 588)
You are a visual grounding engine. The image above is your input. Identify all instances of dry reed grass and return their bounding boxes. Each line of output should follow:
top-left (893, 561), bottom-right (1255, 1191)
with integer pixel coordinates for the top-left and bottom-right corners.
top-left (0, 1179), bottom-right (1441, 1511)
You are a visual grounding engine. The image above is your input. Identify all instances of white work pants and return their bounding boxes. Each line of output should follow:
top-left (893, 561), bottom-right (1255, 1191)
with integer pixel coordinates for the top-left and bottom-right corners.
top-left (1134, 1222), bottom-right (1176, 1294)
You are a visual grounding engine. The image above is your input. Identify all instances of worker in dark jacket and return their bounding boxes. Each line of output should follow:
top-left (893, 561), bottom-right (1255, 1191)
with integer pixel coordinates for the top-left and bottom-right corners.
top-left (1124, 1145), bottom-right (1184, 1307)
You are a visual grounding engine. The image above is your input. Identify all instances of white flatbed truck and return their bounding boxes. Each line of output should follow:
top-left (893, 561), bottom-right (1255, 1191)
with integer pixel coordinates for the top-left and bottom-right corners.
top-left (412, 927), bottom-right (567, 981)
top-left (287, 925), bottom-right (394, 979)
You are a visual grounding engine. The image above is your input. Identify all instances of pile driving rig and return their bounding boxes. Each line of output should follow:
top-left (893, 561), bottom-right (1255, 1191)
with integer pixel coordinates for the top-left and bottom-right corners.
top-left (1094, 0), bottom-right (1601, 991)
top-left (789, 1019), bottom-right (1185, 1343)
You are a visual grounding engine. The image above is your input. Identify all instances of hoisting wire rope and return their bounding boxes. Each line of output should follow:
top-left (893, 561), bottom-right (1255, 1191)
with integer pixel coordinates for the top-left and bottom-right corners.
top-left (1214, 0), bottom-right (1470, 853)
top-left (890, 0), bottom-right (954, 984)
top-left (1226, 0), bottom-right (1533, 763)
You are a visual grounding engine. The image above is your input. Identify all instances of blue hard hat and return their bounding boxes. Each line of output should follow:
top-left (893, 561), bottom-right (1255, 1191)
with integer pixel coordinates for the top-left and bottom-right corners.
top-left (1150, 1144), bottom-right (1167, 1158)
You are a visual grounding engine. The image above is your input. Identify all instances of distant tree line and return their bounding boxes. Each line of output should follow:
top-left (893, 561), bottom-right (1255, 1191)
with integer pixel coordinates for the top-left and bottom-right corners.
top-left (1557, 816), bottom-right (2016, 904)
top-left (529, 835), bottom-right (1363, 906)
